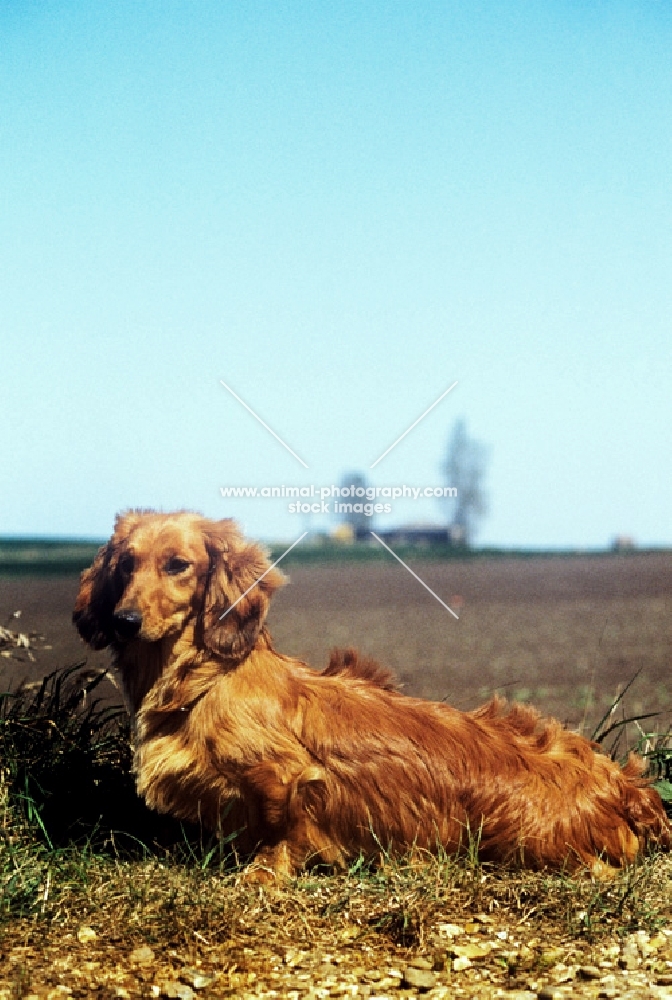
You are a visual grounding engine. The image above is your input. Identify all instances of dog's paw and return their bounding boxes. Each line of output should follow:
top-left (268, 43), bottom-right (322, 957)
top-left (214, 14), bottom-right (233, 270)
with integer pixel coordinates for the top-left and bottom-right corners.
top-left (239, 842), bottom-right (298, 885)
top-left (238, 863), bottom-right (286, 886)
top-left (586, 858), bottom-right (620, 881)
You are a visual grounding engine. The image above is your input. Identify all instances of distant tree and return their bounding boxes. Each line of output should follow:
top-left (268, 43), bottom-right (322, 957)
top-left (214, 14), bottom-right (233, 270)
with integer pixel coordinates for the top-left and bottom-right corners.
top-left (441, 420), bottom-right (488, 546)
top-left (339, 471), bottom-right (370, 539)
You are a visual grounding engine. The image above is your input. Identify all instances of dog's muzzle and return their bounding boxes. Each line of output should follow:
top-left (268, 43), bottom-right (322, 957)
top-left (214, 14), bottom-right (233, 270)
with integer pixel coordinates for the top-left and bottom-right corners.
top-left (113, 609), bottom-right (143, 641)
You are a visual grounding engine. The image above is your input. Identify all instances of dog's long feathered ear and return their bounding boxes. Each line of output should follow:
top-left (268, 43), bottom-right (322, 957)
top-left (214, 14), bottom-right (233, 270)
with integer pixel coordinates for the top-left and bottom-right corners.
top-left (72, 511), bottom-right (144, 649)
top-left (200, 519), bottom-right (286, 662)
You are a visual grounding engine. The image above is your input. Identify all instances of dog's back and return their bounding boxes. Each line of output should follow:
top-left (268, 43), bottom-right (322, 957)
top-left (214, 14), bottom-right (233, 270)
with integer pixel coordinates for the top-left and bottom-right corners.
top-left (285, 650), bottom-right (671, 871)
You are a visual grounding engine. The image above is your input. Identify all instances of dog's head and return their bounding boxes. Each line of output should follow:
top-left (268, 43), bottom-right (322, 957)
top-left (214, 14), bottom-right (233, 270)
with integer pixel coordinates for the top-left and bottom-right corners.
top-left (73, 510), bottom-right (286, 662)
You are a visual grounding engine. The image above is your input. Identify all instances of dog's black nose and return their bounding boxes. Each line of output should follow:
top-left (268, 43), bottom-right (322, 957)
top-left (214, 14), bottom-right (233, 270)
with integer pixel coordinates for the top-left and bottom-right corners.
top-left (113, 610), bottom-right (142, 640)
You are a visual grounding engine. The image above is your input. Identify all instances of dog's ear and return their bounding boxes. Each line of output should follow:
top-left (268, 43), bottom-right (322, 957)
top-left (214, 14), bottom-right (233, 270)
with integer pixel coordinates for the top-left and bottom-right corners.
top-left (72, 511), bottom-right (144, 649)
top-left (199, 519), bottom-right (286, 662)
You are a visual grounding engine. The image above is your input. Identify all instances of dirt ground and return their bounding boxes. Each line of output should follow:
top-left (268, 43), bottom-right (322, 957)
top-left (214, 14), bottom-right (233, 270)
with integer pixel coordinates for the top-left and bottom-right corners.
top-left (1, 551), bottom-right (671, 737)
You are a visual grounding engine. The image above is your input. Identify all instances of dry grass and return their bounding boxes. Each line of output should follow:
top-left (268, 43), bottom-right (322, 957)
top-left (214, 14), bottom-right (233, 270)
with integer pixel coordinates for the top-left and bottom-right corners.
top-left (1, 848), bottom-right (671, 998)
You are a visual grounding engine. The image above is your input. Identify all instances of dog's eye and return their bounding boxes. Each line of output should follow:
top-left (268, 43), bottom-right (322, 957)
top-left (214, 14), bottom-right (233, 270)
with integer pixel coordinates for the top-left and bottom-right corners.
top-left (119, 554), bottom-right (134, 575)
top-left (165, 557), bottom-right (191, 576)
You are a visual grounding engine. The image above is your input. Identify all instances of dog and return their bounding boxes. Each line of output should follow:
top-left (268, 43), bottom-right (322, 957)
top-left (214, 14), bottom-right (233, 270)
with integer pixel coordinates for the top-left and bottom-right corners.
top-left (73, 510), bottom-right (671, 878)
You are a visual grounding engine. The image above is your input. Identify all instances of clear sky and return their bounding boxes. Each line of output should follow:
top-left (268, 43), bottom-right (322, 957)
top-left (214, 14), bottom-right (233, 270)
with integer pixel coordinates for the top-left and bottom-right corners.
top-left (1, 1), bottom-right (670, 547)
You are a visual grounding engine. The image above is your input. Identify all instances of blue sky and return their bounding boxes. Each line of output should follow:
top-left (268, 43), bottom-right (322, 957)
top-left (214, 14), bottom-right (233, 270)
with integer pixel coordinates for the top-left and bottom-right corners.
top-left (1, 1), bottom-right (670, 547)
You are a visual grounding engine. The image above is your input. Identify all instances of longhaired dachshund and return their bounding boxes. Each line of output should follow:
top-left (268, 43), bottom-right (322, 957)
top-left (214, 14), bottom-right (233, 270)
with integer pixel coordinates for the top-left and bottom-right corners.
top-left (73, 511), bottom-right (670, 878)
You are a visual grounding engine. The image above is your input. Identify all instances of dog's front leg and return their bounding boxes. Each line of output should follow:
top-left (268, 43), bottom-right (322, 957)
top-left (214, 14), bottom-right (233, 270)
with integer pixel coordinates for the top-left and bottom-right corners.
top-left (240, 761), bottom-right (339, 882)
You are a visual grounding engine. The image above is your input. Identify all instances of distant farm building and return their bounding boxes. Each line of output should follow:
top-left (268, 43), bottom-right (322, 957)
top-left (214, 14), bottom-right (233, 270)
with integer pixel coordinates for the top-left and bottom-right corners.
top-left (354, 523), bottom-right (464, 547)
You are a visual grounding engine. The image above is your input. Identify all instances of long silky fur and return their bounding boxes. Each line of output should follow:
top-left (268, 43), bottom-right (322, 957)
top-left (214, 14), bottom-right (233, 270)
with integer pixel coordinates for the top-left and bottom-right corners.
top-left (73, 510), bottom-right (671, 877)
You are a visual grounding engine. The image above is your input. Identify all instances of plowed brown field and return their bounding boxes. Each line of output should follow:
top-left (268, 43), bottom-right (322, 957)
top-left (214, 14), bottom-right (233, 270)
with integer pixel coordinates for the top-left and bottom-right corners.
top-left (1, 551), bottom-right (671, 736)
